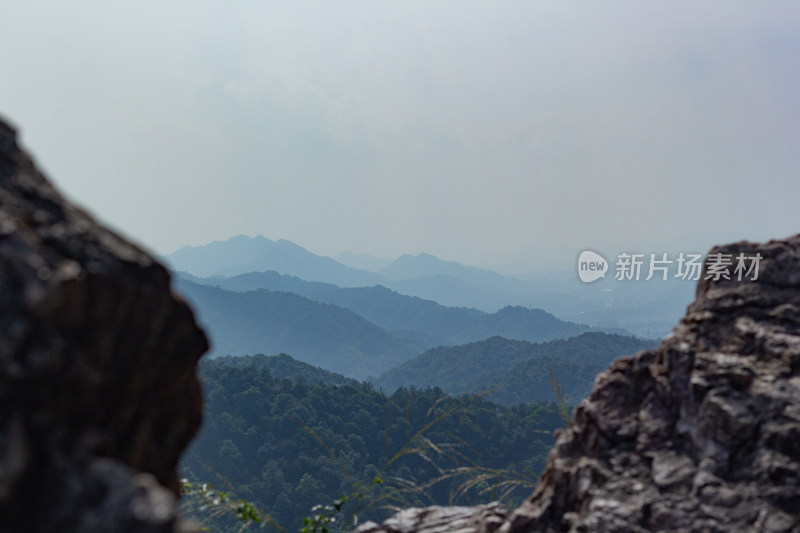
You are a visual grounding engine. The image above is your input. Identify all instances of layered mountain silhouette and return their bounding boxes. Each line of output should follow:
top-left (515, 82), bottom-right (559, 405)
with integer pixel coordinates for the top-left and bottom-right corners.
top-left (164, 235), bottom-right (594, 314)
top-left (176, 279), bottom-right (424, 379)
top-left (165, 235), bottom-right (385, 287)
top-left (166, 235), bottom-right (691, 338)
top-left (177, 270), bottom-right (597, 348)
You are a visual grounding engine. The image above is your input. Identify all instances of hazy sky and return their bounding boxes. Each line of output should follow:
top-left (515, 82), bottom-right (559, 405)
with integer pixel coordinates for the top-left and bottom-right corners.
top-left (2, 1), bottom-right (799, 271)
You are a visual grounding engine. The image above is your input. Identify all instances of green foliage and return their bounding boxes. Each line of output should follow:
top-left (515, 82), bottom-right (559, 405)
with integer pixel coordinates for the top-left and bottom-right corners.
top-left (180, 479), bottom-right (280, 532)
top-left (299, 496), bottom-right (348, 533)
top-left (181, 358), bottom-right (565, 531)
top-left (547, 364), bottom-right (571, 424)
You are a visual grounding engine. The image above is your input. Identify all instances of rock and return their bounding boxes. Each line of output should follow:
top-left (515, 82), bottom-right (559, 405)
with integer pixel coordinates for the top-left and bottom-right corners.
top-left (361, 235), bottom-right (800, 532)
top-left (354, 503), bottom-right (508, 533)
top-left (0, 116), bottom-right (208, 531)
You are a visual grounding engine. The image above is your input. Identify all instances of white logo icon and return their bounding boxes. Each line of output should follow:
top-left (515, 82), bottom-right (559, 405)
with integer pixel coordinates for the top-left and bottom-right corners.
top-left (577, 250), bottom-right (608, 283)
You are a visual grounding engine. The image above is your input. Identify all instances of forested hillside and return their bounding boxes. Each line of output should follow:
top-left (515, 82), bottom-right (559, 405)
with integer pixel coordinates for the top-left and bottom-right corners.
top-left (375, 333), bottom-right (657, 405)
top-left (211, 353), bottom-right (360, 386)
top-left (181, 358), bottom-right (565, 531)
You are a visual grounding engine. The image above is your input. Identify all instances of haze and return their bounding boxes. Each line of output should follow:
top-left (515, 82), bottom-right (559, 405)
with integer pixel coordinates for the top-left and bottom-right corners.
top-left (2, 1), bottom-right (799, 272)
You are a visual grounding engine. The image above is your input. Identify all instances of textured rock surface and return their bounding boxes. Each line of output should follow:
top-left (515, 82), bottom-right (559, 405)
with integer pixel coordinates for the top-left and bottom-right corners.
top-left (354, 503), bottom-right (508, 533)
top-left (0, 117), bottom-right (208, 531)
top-left (363, 235), bottom-right (800, 532)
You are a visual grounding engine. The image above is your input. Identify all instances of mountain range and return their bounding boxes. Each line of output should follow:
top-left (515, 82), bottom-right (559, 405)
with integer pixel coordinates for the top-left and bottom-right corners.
top-left (178, 269), bottom-right (600, 347)
top-left (164, 234), bottom-right (693, 339)
top-left (175, 276), bottom-right (599, 379)
top-left (165, 235), bottom-right (385, 287)
top-left (164, 235), bottom-right (595, 314)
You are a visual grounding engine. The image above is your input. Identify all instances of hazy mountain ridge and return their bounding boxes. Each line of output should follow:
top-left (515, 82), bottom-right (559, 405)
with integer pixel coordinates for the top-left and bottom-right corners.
top-left (165, 235), bottom-right (596, 315)
top-left (374, 332), bottom-right (657, 405)
top-left (165, 235), bottom-right (693, 338)
top-left (177, 270), bottom-right (600, 347)
top-left (165, 234), bottom-right (385, 287)
top-left (334, 250), bottom-right (393, 272)
top-left (175, 278), bottom-right (425, 379)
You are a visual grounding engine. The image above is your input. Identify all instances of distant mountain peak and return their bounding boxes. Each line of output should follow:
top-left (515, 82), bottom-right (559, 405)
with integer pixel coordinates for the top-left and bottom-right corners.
top-left (164, 234), bottom-right (386, 286)
top-left (229, 233), bottom-right (269, 243)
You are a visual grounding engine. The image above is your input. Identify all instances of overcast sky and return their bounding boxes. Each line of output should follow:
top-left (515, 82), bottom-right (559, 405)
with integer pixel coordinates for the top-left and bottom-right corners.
top-left (2, 1), bottom-right (799, 271)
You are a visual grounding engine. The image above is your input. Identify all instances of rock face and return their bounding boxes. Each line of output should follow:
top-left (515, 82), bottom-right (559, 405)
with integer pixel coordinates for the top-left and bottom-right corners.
top-left (364, 235), bottom-right (800, 532)
top-left (0, 117), bottom-right (208, 531)
top-left (354, 503), bottom-right (508, 533)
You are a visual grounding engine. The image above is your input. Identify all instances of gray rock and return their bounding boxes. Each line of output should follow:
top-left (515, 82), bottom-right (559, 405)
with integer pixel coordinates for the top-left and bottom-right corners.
top-left (0, 117), bottom-right (207, 531)
top-left (354, 503), bottom-right (507, 533)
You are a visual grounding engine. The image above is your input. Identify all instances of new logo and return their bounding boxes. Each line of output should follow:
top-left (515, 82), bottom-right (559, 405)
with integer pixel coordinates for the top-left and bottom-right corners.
top-left (577, 249), bottom-right (608, 283)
